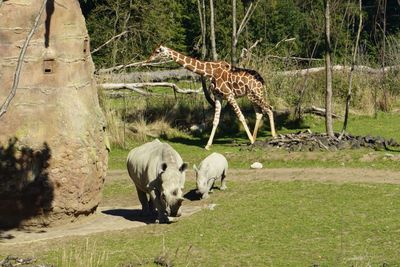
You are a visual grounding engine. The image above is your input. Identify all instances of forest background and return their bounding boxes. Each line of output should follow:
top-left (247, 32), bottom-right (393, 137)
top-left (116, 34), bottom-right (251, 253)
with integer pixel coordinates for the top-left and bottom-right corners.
top-left (79, 0), bottom-right (400, 70)
top-left (79, 0), bottom-right (400, 146)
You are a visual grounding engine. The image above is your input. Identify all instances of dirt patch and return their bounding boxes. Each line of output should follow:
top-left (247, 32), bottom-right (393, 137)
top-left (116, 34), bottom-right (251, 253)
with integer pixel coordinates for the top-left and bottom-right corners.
top-left (1, 167), bottom-right (399, 247)
top-left (0, 205), bottom-right (203, 245)
top-left (229, 168), bottom-right (400, 184)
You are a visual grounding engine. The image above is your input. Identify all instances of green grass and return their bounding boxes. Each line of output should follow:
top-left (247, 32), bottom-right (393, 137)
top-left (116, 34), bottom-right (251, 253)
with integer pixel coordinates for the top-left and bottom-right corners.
top-left (307, 112), bottom-right (400, 141)
top-left (108, 112), bottom-right (400, 171)
top-left (31, 180), bottom-right (400, 266)
top-left (3, 112), bottom-right (399, 266)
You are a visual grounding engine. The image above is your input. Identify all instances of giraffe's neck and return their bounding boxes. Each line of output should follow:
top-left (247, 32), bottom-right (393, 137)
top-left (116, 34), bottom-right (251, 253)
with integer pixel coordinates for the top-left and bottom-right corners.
top-left (167, 48), bottom-right (212, 77)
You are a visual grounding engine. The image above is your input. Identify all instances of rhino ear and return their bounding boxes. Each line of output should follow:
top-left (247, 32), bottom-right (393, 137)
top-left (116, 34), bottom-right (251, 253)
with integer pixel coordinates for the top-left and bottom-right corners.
top-left (179, 162), bottom-right (188, 172)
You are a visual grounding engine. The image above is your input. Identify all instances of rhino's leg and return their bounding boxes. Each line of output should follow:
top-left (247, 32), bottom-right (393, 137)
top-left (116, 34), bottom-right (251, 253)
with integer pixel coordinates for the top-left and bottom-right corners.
top-left (210, 181), bottom-right (215, 193)
top-left (220, 171), bottom-right (227, 191)
top-left (149, 190), bottom-right (169, 223)
top-left (136, 188), bottom-right (151, 216)
top-left (207, 179), bottom-right (215, 193)
top-left (148, 198), bottom-right (155, 213)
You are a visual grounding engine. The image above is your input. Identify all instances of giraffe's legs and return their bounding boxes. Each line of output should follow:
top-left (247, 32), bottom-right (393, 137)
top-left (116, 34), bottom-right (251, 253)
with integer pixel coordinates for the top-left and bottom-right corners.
top-left (252, 107), bottom-right (263, 141)
top-left (226, 95), bottom-right (255, 144)
top-left (205, 97), bottom-right (222, 150)
top-left (249, 93), bottom-right (277, 138)
top-left (266, 108), bottom-right (277, 138)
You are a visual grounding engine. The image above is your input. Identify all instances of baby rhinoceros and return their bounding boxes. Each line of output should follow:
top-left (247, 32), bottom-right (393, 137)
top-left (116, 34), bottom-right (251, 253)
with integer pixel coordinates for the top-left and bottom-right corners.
top-left (193, 152), bottom-right (228, 199)
top-left (127, 139), bottom-right (188, 223)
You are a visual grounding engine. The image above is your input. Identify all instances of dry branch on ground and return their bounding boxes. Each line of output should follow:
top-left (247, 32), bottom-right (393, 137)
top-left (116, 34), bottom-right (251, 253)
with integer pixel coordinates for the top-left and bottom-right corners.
top-left (251, 130), bottom-right (399, 152)
top-left (99, 82), bottom-right (203, 95)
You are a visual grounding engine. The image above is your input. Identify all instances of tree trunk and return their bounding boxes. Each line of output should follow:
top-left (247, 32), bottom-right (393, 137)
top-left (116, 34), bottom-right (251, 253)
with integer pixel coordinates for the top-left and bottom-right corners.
top-left (111, 2), bottom-right (120, 67)
top-left (231, 0), bottom-right (258, 66)
top-left (210, 0), bottom-right (218, 60)
top-left (381, 0), bottom-right (388, 112)
top-left (324, 0), bottom-right (334, 137)
top-left (201, 0), bottom-right (207, 58)
top-left (197, 0), bottom-right (215, 107)
top-left (341, 0), bottom-right (362, 137)
top-left (231, 0), bottom-right (237, 65)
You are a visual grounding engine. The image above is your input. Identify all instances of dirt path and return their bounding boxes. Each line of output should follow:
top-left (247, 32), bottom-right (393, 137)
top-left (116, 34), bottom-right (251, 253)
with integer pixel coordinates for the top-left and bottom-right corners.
top-left (1, 168), bottom-right (399, 247)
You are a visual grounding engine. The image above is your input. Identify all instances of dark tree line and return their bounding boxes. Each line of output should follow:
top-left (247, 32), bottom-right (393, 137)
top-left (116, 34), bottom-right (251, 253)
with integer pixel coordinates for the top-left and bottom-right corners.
top-left (79, 0), bottom-right (400, 69)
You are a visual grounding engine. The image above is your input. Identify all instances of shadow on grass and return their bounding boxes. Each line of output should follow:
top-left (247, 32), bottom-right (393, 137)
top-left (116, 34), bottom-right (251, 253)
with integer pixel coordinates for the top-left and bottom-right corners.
top-left (102, 208), bottom-right (157, 224)
top-left (183, 189), bottom-right (202, 201)
top-left (167, 136), bottom-right (240, 148)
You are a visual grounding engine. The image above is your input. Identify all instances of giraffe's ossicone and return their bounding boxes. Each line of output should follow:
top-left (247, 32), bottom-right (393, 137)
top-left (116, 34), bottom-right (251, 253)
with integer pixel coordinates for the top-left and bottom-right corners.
top-left (147, 45), bottom-right (277, 149)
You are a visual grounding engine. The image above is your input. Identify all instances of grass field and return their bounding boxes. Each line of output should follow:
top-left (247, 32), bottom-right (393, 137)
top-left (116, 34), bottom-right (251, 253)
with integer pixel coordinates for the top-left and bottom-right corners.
top-left (1, 112), bottom-right (400, 266)
top-left (9, 178), bottom-right (400, 266)
top-left (108, 112), bottom-right (400, 171)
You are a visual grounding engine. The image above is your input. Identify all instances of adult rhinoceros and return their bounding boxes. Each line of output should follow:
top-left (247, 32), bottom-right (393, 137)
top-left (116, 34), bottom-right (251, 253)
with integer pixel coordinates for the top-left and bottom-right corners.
top-left (127, 139), bottom-right (187, 223)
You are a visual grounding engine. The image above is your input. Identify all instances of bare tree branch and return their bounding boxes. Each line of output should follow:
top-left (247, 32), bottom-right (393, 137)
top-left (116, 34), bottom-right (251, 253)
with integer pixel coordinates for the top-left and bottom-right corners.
top-left (236, 0), bottom-right (259, 38)
top-left (98, 59), bottom-right (173, 73)
top-left (240, 38), bottom-right (262, 61)
top-left (232, 0), bottom-right (259, 65)
top-left (91, 31), bottom-right (128, 54)
top-left (265, 55), bottom-right (323, 62)
top-left (99, 82), bottom-right (203, 95)
top-left (0, 0), bottom-right (48, 118)
top-left (100, 83), bottom-right (153, 96)
top-left (265, 36), bottom-right (294, 54)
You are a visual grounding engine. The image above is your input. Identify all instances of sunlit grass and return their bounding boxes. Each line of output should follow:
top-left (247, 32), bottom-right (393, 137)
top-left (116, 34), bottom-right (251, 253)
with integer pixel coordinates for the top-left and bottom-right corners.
top-left (34, 179), bottom-right (400, 266)
top-left (108, 112), bottom-right (400, 171)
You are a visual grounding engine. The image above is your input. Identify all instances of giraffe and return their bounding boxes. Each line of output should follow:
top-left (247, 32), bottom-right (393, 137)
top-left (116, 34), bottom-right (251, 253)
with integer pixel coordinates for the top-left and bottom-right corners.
top-left (147, 45), bottom-right (277, 150)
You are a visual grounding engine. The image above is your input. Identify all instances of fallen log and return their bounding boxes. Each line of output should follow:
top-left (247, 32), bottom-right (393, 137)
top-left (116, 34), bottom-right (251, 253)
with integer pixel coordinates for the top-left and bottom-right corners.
top-left (279, 64), bottom-right (400, 76)
top-left (99, 82), bottom-right (203, 95)
top-left (303, 106), bottom-right (341, 118)
top-left (97, 60), bottom-right (174, 73)
top-left (98, 68), bottom-right (200, 83)
top-left (275, 106), bottom-right (340, 118)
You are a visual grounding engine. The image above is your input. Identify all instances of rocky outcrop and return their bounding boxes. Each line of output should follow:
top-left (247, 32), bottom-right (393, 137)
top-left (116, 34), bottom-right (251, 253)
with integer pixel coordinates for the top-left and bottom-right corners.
top-left (0, 0), bottom-right (108, 228)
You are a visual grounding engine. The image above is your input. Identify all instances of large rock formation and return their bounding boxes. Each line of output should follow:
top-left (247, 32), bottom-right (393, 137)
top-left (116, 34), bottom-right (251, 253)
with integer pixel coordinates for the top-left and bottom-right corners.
top-left (0, 0), bottom-right (108, 228)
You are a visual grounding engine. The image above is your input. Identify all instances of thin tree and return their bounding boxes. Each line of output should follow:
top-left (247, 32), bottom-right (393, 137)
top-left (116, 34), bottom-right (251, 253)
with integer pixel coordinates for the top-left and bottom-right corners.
top-left (340, 0), bottom-right (363, 138)
top-left (324, 0), bottom-right (334, 137)
top-left (200, 0), bottom-right (207, 59)
top-left (380, 0), bottom-right (388, 112)
top-left (231, 0), bottom-right (259, 65)
top-left (111, 1), bottom-right (121, 67)
top-left (231, 0), bottom-right (237, 65)
top-left (210, 0), bottom-right (218, 60)
top-left (197, 0), bottom-right (215, 106)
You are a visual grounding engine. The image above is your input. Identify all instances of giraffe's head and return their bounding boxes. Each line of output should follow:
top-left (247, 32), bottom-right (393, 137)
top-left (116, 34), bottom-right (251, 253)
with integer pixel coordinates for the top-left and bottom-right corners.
top-left (147, 45), bottom-right (170, 62)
